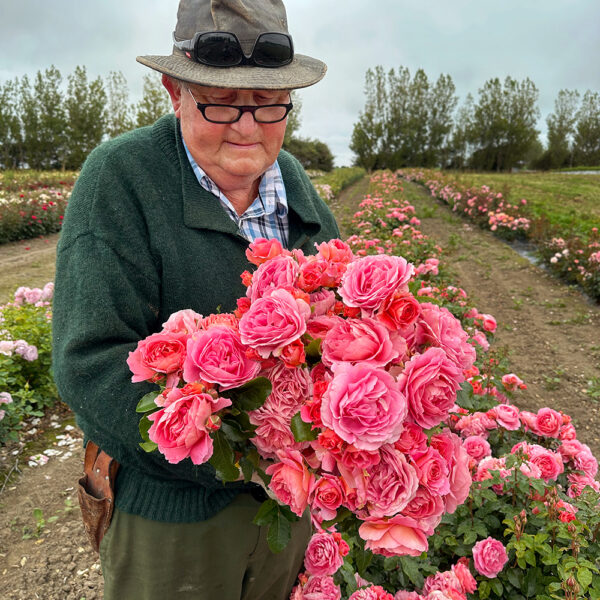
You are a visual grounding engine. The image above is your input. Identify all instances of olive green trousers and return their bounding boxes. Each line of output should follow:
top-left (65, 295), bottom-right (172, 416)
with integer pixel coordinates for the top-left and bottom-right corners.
top-left (99, 493), bottom-right (311, 600)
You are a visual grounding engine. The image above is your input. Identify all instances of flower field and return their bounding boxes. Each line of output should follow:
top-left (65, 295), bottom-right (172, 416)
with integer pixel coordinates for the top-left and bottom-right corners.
top-left (1, 169), bottom-right (599, 599)
top-left (0, 170), bottom-right (76, 244)
top-left (398, 169), bottom-right (600, 301)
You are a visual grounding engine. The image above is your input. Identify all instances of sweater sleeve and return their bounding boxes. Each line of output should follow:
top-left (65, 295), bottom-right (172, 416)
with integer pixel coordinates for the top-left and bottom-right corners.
top-left (52, 146), bottom-right (227, 489)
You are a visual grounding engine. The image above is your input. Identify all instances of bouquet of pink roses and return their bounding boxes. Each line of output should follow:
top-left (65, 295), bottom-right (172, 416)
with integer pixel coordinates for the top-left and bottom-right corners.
top-left (128, 237), bottom-right (475, 553)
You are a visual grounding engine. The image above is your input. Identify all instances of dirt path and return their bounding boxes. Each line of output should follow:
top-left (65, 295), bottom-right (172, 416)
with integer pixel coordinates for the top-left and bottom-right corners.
top-left (0, 233), bottom-right (60, 304)
top-left (0, 177), bottom-right (599, 599)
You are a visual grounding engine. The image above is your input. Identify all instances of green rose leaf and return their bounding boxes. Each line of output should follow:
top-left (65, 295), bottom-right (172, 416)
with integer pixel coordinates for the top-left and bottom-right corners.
top-left (266, 506), bottom-right (293, 554)
top-left (221, 377), bottom-right (272, 411)
top-left (136, 391), bottom-right (160, 413)
top-left (208, 430), bottom-right (240, 482)
top-left (291, 412), bottom-right (318, 442)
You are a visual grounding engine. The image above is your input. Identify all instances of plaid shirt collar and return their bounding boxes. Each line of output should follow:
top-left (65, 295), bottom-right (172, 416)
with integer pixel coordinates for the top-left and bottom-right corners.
top-left (181, 137), bottom-right (288, 225)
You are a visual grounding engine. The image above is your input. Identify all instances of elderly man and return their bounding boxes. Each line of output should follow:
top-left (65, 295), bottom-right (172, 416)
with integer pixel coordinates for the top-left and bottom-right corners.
top-left (52, 1), bottom-right (339, 598)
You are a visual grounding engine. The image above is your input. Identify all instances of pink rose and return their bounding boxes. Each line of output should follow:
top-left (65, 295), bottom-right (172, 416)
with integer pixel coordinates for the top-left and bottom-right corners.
top-left (321, 317), bottom-right (400, 368)
top-left (349, 586), bottom-right (394, 600)
top-left (567, 473), bottom-right (600, 498)
top-left (574, 449), bottom-right (598, 478)
top-left (480, 314), bottom-right (497, 333)
top-left (402, 485), bottom-right (445, 529)
top-left (399, 347), bottom-right (463, 429)
top-left (489, 404), bottom-right (521, 431)
top-left (245, 237), bottom-right (284, 266)
top-left (260, 362), bottom-right (312, 418)
top-left (519, 410), bottom-right (539, 433)
top-left (304, 532), bottom-right (345, 576)
top-left (452, 559), bottom-right (477, 593)
top-left (0, 392), bottom-right (13, 405)
top-left (315, 238), bottom-right (353, 264)
top-left (303, 575), bottom-right (342, 600)
top-left (394, 592), bottom-right (422, 600)
top-left (363, 446), bottom-right (419, 519)
top-left (535, 408), bottom-right (562, 438)
top-left (339, 255), bottom-right (414, 315)
top-left (310, 289), bottom-right (337, 316)
top-left (249, 404), bottom-right (306, 460)
top-left (266, 449), bottom-right (313, 516)
top-left (414, 303), bottom-right (476, 370)
top-left (431, 431), bottom-right (472, 514)
top-left (462, 436), bottom-right (492, 463)
top-left (376, 292), bottom-right (421, 331)
top-left (472, 537), bottom-right (508, 578)
top-left (454, 412), bottom-right (496, 438)
top-left (412, 447), bottom-right (450, 496)
top-left (248, 254), bottom-right (300, 302)
top-left (528, 445), bottom-right (564, 481)
top-left (394, 423), bottom-right (429, 454)
top-left (239, 288), bottom-right (310, 358)
top-left (147, 387), bottom-right (231, 465)
top-left (359, 515), bottom-right (431, 557)
top-left (297, 256), bottom-right (328, 292)
top-left (183, 325), bottom-right (260, 390)
top-left (308, 475), bottom-right (345, 521)
top-left (321, 363), bottom-right (408, 451)
top-left (127, 331), bottom-right (188, 387)
top-left (423, 571), bottom-right (462, 596)
top-left (162, 309), bottom-right (203, 334)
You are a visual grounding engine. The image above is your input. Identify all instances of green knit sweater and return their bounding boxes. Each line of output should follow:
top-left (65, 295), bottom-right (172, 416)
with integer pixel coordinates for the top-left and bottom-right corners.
top-left (52, 113), bottom-right (339, 522)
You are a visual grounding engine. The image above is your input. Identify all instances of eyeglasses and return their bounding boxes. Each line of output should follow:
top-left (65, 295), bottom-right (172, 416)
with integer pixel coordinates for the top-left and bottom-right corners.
top-left (173, 31), bottom-right (294, 68)
top-left (188, 89), bottom-right (293, 124)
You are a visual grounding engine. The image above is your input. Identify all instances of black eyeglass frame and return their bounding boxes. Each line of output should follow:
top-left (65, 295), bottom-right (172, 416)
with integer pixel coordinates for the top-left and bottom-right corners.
top-left (173, 30), bottom-right (294, 68)
top-left (191, 101), bottom-right (294, 124)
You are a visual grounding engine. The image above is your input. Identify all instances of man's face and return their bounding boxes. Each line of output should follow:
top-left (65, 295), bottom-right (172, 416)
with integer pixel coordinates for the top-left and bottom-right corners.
top-left (165, 78), bottom-right (289, 193)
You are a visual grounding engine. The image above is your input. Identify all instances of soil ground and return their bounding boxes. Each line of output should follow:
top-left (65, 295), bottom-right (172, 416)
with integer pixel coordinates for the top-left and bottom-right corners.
top-left (1, 176), bottom-right (599, 599)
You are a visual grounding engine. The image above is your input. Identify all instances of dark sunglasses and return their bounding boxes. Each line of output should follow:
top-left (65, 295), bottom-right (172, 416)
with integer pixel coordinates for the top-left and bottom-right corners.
top-left (173, 31), bottom-right (294, 68)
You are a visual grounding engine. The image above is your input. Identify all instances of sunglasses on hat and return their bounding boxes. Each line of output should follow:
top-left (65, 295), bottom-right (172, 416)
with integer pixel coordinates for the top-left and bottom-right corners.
top-left (173, 31), bottom-right (294, 68)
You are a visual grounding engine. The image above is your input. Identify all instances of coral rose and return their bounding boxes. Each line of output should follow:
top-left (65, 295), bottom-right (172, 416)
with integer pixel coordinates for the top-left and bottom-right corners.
top-left (266, 449), bottom-right (313, 517)
top-left (472, 537), bottom-right (508, 578)
top-left (321, 363), bottom-right (408, 451)
top-left (245, 237), bottom-right (284, 265)
top-left (127, 331), bottom-right (188, 387)
top-left (359, 515), bottom-right (431, 557)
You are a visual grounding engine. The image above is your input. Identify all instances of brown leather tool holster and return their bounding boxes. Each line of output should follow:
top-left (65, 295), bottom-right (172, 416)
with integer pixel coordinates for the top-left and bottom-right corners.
top-left (77, 440), bottom-right (119, 553)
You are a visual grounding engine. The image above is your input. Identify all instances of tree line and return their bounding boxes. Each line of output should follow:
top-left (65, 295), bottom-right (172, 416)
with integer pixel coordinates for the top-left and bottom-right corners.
top-left (0, 65), bottom-right (335, 172)
top-left (350, 66), bottom-right (600, 171)
top-left (0, 66), bottom-right (172, 170)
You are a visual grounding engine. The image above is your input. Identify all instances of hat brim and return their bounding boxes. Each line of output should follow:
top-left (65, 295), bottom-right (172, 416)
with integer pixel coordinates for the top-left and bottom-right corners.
top-left (136, 49), bottom-right (326, 90)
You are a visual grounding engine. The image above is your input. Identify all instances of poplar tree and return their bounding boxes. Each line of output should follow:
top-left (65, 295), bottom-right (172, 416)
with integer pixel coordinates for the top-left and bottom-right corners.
top-left (64, 66), bottom-right (107, 169)
top-left (0, 79), bottom-right (23, 168)
top-left (545, 89), bottom-right (580, 168)
top-left (135, 73), bottom-right (172, 127)
top-left (573, 91), bottom-right (600, 166)
top-left (105, 70), bottom-right (134, 138)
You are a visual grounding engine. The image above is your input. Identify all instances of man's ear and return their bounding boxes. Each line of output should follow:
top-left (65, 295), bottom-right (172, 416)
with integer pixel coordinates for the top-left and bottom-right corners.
top-left (162, 74), bottom-right (183, 118)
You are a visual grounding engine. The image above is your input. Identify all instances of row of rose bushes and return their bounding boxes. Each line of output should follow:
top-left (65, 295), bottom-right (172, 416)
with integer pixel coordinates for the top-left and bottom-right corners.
top-left (0, 284), bottom-right (58, 443)
top-left (291, 172), bottom-right (600, 599)
top-left (397, 169), bottom-right (600, 302)
top-left (314, 167), bottom-right (366, 202)
top-left (0, 170), bottom-right (76, 243)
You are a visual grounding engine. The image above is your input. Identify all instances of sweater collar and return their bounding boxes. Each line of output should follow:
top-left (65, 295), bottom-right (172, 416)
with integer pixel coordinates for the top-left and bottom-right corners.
top-left (152, 114), bottom-right (322, 249)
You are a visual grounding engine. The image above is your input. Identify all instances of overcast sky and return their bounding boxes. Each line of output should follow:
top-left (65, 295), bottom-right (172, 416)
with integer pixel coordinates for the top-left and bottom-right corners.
top-left (1, 0), bottom-right (599, 166)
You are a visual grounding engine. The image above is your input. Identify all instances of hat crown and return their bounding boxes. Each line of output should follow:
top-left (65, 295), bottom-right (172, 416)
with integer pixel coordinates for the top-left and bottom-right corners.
top-left (175, 0), bottom-right (289, 54)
